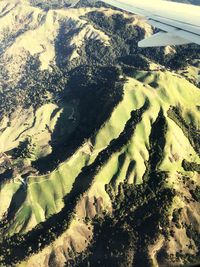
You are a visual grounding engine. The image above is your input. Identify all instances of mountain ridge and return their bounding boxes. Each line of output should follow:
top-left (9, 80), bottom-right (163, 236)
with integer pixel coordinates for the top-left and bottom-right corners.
top-left (0, 0), bottom-right (200, 266)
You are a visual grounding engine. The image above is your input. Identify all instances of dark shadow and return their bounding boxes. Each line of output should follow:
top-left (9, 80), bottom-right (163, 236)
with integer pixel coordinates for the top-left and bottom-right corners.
top-left (110, 152), bottom-right (126, 186)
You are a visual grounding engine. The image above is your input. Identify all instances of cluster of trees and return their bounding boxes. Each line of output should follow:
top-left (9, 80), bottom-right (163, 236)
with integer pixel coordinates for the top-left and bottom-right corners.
top-left (119, 54), bottom-right (149, 70)
top-left (0, 55), bottom-right (68, 117)
top-left (86, 12), bottom-right (145, 67)
top-left (192, 186), bottom-right (200, 202)
top-left (168, 106), bottom-right (200, 157)
top-left (29, 0), bottom-right (71, 10)
top-left (184, 224), bottom-right (200, 264)
top-left (182, 159), bottom-right (200, 173)
top-left (12, 137), bottom-right (37, 160)
top-left (142, 109), bottom-right (168, 189)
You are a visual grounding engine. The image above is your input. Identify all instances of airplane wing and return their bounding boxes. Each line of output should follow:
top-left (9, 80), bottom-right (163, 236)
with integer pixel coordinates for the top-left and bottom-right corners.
top-left (102, 0), bottom-right (200, 47)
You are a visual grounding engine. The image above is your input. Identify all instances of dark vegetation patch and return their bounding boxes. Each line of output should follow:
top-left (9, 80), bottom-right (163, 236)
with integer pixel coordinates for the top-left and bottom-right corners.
top-left (184, 224), bottom-right (200, 264)
top-left (86, 11), bottom-right (146, 66)
top-left (29, 0), bottom-right (71, 9)
top-left (119, 54), bottom-right (149, 70)
top-left (168, 106), bottom-right (200, 156)
top-left (1, 184), bottom-right (27, 231)
top-left (143, 109), bottom-right (168, 182)
top-left (190, 186), bottom-right (200, 202)
top-left (142, 44), bottom-right (200, 71)
top-left (182, 159), bottom-right (200, 173)
top-left (0, 55), bottom-right (68, 116)
top-left (12, 137), bottom-right (36, 160)
top-left (0, 169), bottom-right (13, 184)
top-left (149, 81), bottom-right (159, 89)
top-left (172, 208), bottom-right (182, 229)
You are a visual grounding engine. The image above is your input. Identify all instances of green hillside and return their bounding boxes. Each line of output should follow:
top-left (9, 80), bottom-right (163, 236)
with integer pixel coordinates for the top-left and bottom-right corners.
top-left (0, 1), bottom-right (200, 267)
top-left (0, 70), bottom-right (200, 267)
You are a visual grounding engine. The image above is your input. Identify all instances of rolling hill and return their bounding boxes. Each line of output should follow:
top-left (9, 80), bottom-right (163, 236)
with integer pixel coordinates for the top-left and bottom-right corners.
top-left (0, 0), bottom-right (200, 266)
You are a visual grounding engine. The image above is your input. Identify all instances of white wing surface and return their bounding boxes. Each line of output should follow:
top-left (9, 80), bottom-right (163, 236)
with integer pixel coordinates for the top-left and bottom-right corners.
top-left (102, 0), bottom-right (200, 47)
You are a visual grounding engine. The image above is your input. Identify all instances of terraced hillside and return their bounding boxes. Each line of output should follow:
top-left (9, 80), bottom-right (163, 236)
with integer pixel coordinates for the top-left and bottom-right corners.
top-left (0, 0), bottom-right (200, 267)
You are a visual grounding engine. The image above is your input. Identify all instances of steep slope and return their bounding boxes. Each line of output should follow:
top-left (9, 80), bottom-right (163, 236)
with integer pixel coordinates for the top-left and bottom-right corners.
top-left (0, 1), bottom-right (200, 267)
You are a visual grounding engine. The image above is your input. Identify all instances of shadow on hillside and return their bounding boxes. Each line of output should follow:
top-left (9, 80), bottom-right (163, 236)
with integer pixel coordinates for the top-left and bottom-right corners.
top-left (32, 65), bottom-right (124, 173)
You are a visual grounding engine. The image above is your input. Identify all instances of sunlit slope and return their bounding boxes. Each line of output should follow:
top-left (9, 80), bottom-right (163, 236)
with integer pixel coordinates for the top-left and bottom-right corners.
top-left (91, 69), bottom-right (200, 177)
top-left (0, 70), bottom-right (200, 266)
top-left (0, 1), bottom-right (200, 266)
top-left (0, 104), bottom-right (59, 153)
top-left (0, 0), bottom-right (110, 76)
top-left (3, 70), bottom-right (200, 230)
